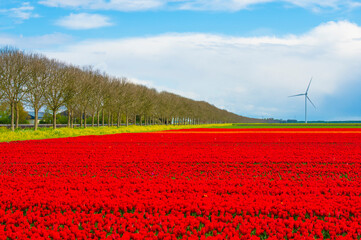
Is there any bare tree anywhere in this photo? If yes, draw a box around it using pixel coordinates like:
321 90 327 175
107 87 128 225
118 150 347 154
122 82 137 126
62 66 79 128
24 54 50 130
101 77 116 127
112 77 127 127
44 60 70 129
75 67 95 128
85 69 102 127
0 47 30 131
91 73 106 127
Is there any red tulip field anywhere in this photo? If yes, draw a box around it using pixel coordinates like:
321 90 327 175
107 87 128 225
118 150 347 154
1 128 361 239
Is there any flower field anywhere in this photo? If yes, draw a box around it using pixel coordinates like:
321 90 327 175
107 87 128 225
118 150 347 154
1 128 361 239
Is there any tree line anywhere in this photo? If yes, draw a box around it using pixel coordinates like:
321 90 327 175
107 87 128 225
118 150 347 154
0 47 259 131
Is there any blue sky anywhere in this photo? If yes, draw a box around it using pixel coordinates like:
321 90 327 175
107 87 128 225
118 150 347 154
1 0 361 121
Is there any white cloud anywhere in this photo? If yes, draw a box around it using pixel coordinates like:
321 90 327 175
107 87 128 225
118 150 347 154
0 2 39 21
39 21 361 120
38 0 361 11
39 0 164 11
56 13 113 30
39 0 101 8
0 33 73 49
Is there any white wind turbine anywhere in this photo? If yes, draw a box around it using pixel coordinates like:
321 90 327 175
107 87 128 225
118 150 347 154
289 78 316 123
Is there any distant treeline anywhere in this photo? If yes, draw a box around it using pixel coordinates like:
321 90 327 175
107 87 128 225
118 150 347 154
0 46 266 131
285 120 361 124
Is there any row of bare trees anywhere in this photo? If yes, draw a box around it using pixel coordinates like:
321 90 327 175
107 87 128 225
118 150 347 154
0 47 250 131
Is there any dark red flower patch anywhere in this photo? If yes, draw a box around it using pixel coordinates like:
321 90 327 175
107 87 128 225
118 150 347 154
0 129 361 239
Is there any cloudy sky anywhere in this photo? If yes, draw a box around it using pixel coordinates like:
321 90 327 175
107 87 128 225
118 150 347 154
1 0 361 121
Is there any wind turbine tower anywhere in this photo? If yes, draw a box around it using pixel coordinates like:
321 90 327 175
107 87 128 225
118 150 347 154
289 78 316 123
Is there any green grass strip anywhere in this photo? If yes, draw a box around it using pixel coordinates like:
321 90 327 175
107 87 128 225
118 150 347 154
213 123 361 129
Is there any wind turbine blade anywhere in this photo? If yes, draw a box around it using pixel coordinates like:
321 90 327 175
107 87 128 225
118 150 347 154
288 93 305 98
307 96 316 108
306 77 313 94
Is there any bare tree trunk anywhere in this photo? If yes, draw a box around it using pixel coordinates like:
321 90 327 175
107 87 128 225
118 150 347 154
111 113 114 127
10 102 14 131
97 111 100 127
108 111 111 127
70 110 74 128
15 102 19 129
53 109 57 129
83 111 86 128
67 109 71 128
117 111 121 127
126 113 129 127
102 109 105 126
80 112 83 128
34 108 39 131
92 113 95 127
134 115 136 126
